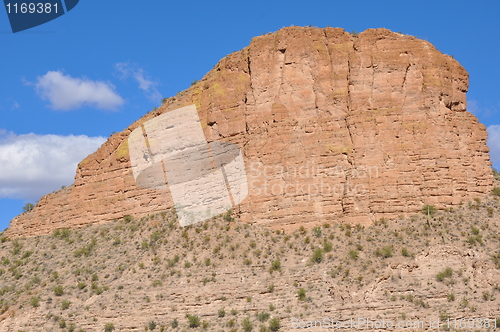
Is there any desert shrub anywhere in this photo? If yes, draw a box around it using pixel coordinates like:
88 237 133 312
467 227 483 245
30 296 40 307
269 318 281 331
436 267 453 282
152 280 162 287
104 323 115 332
323 241 333 252
148 321 157 330
171 319 178 328
269 260 281 273
375 246 393 258
311 248 324 263
447 293 455 302
218 308 226 317
223 209 234 222
61 299 71 310
186 314 200 328
297 288 306 301
74 238 97 257
257 312 270 322
348 250 359 260
22 203 34 212
53 285 64 296
401 247 410 257
312 227 322 237
10 240 23 255
242 317 253 332
493 188 500 196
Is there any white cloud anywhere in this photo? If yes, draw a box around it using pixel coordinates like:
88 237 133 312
34 71 124 110
487 125 500 169
115 63 162 102
0 131 106 201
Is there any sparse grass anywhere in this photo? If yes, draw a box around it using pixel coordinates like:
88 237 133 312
436 267 453 282
375 246 393 258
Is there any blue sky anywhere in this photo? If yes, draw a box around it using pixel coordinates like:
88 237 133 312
1 0 499 232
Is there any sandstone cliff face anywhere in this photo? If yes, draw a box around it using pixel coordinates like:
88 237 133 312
5 27 493 237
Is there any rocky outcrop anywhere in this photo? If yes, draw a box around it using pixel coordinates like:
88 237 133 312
5 27 494 237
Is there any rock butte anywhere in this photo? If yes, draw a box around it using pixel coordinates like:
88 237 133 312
6 27 494 237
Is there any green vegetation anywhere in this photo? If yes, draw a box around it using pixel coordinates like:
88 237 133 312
422 204 437 218
242 317 253 332
104 323 115 332
269 259 281 273
186 314 200 328
269 318 281 331
61 299 71 310
436 267 453 282
348 249 359 260
375 246 393 258
30 296 40 307
22 203 34 212
53 285 64 296
297 288 306 301
311 247 324 263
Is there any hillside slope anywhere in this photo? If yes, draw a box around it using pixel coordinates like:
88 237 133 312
0 187 499 331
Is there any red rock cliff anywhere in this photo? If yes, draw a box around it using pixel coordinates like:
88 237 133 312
5 27 493 237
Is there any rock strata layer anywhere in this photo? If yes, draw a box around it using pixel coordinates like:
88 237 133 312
6 27 493 237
